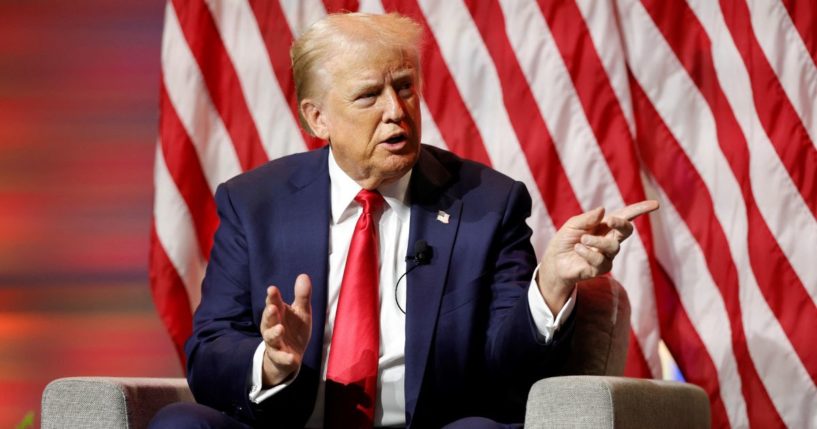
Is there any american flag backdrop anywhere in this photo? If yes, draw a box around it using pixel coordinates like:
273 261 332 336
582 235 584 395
151 0 817 427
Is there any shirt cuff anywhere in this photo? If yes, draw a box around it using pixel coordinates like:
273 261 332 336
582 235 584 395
527 265 577 343
248 341 300 403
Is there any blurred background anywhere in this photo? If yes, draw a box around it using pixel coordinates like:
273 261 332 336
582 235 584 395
0 1 181 426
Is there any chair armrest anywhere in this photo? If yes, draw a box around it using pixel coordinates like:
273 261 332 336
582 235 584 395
525 375 710 429
41 377 193 429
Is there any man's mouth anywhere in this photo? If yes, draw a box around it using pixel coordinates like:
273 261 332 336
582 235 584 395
383 133 408 144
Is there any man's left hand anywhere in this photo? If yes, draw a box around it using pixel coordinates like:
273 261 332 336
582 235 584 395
537 200 659 314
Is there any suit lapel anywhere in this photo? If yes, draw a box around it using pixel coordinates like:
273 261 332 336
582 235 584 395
404 149 461 421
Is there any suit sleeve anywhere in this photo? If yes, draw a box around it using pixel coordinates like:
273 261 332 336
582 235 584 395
185 184 318 427
184 183 263 422
483 180 575 411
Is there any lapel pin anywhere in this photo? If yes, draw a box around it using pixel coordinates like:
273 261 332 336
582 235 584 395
437 210 450 224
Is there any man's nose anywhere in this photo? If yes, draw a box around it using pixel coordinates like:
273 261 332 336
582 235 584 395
383 87 405 122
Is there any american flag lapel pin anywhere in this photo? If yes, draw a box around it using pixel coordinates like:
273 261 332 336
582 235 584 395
437 210 450 224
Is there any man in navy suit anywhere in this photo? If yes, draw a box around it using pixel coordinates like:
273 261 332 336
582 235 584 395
151 12 656 429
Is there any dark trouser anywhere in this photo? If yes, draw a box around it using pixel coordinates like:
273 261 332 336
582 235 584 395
148 403 251 429
149 402 522 429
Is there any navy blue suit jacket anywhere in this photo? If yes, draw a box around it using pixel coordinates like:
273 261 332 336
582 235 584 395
185 145 574 428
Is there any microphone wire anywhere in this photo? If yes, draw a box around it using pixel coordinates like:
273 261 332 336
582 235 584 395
394 261 422 315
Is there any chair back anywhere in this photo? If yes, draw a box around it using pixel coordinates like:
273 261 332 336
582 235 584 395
558 277 631 376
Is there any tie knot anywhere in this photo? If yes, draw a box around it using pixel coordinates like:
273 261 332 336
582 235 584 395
355 189 385 215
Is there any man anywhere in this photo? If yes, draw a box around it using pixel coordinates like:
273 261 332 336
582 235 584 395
151 12 657 429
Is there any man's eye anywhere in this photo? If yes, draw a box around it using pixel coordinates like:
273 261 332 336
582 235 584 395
357 92 378 100
397 83 414 97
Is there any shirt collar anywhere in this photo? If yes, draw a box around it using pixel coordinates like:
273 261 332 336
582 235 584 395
328 148 412 225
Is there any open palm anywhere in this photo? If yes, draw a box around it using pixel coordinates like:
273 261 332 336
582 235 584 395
260 273 313 386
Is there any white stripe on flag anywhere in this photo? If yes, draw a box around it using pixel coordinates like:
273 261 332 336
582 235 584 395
574 0 636 136
359 0 386 14
419 99 449 151
204 0 308 160
161 2 242 190
688 0 817 303
279 0 327 37
746 0 817 146
153 142 206 310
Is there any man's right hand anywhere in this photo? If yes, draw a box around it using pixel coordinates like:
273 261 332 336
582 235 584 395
260 273 313 387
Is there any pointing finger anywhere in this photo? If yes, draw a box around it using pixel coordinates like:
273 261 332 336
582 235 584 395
609 200 659 221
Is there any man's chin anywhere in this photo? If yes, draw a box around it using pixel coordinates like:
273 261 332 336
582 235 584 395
376 152 419 179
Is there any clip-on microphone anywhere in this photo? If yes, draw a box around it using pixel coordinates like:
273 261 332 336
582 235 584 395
407 239 433 265
395 239 433 313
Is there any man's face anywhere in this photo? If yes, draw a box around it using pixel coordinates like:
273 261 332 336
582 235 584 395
305 43 422 189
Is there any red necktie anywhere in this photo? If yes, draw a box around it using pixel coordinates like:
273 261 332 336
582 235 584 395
325 189 384 428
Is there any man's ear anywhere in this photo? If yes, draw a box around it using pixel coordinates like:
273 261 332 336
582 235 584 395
301 99 329 140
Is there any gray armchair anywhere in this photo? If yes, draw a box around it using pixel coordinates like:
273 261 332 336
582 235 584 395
42 278 709 428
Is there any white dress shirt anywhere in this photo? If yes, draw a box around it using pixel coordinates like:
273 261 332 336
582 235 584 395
249 149 576 427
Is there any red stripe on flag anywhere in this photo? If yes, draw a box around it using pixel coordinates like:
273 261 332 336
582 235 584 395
718 0 817 219
159 82 219 258
748 204 817 376
651 262 731 429
463 0 581 228
248 0 324 151
643 0 817 388
382 0 492 166
630 74 785 428
322 0 360 13
624 330 653 378
780 0 817 68
171 0 269 170
149 223 193 367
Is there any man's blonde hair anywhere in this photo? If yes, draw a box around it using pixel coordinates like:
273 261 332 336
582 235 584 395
290 13 423 135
